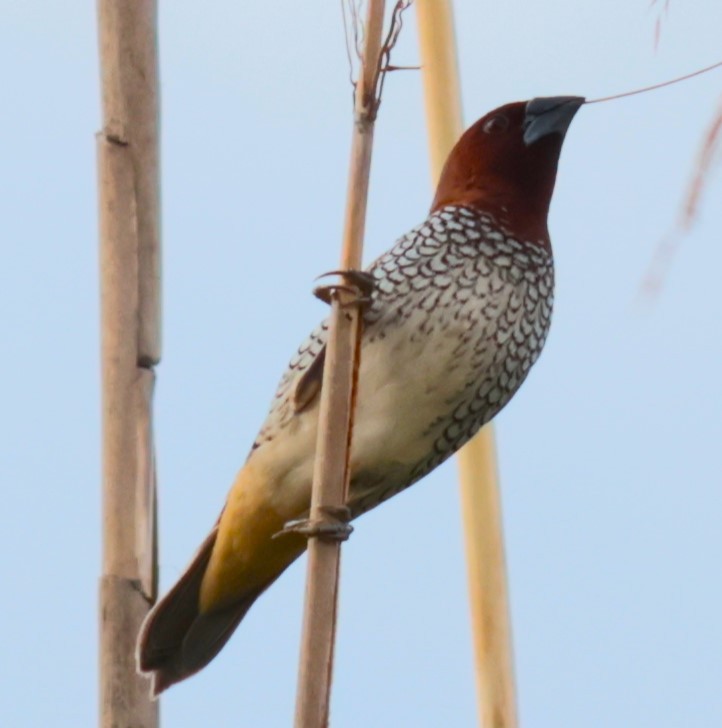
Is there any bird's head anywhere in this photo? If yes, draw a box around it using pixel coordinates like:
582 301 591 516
431 96 584 245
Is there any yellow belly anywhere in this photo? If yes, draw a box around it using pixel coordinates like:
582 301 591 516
199 457 307 614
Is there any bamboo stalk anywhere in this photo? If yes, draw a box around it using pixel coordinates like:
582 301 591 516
97 2 160 726
457 436 517 728
294 2 386 726
416 3 518 727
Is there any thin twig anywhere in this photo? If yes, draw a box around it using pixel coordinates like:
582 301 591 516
375 1 414 114
640 95 722 297
585 58 722 105
682 98 722 228
342 1 415 115
650 0 671 51
340 0 356 91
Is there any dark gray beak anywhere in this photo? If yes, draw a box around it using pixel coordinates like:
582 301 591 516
523 96 585 147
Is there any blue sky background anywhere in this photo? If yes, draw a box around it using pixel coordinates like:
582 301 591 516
1 1 721 726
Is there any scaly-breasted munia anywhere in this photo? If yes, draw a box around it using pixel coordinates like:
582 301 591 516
138 96 584 695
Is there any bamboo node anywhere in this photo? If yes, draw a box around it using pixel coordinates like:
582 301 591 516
103 121 130 147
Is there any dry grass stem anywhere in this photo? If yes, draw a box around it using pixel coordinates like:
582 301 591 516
416 1 517 725
294 1 414 726
97 1 160 725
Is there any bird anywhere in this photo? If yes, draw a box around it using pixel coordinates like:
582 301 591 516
137 95 584 695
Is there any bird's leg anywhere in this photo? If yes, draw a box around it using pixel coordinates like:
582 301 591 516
313 269 376 310
273 505 354 543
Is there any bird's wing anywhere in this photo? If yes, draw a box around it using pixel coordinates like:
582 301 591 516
249 223 424 454
292 342 326 413
249 319 329 453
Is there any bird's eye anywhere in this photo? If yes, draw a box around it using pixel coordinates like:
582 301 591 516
482 115 509 134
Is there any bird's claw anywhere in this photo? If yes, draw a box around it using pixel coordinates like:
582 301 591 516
313 284 372 308
317 270 376 296
273 505 354 543
313 269 375 310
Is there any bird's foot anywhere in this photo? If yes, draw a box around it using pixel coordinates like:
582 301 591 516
273 505 354 542
313 270 375 309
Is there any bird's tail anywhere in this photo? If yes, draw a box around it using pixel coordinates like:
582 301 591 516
136 528 275 697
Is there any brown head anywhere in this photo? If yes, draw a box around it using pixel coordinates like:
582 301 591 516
431 96 584 245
